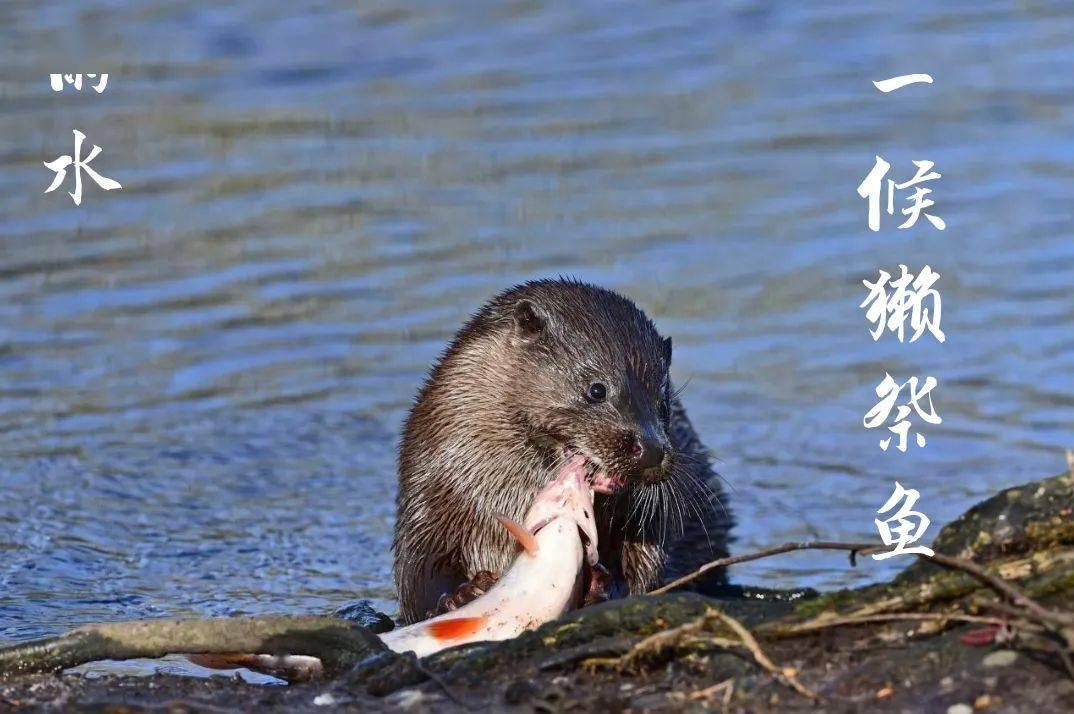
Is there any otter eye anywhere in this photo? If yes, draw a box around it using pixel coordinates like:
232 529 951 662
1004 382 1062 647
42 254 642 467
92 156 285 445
585 382 608 403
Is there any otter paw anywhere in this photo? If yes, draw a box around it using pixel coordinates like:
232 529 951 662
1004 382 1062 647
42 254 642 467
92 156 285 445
583 563 615 607
431 570 501 616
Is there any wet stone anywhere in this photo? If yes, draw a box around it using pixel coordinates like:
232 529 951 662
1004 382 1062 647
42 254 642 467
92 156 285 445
981 650 1019 669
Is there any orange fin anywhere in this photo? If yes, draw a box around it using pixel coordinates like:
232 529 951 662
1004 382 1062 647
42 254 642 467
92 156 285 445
495 514 539 555
426 616 487 641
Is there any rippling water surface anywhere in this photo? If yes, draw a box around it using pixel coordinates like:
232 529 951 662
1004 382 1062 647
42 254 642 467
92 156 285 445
2 0 1072 642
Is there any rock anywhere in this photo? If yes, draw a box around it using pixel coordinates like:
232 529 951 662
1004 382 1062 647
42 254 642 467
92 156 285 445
502 678 539 705
981 650 1019 668
387 688 435 709
312 692 338 706
332 600 395 634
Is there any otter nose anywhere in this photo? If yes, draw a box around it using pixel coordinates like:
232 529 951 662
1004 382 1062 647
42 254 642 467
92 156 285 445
631 436 665 471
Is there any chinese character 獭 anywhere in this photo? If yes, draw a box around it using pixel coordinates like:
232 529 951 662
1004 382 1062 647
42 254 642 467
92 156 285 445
863 373 942 452
43 130 123 206
857 156 945 232
49 73 108 93
860 264 945 343
872 481 934 560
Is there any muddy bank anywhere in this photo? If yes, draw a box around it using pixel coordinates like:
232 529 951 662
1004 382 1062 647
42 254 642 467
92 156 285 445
3 469 1073 712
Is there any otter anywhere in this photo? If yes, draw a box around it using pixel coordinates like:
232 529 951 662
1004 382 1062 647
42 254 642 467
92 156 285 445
392 279 731 623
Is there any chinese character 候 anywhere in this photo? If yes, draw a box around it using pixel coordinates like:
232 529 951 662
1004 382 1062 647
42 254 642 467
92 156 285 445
857 157 945 232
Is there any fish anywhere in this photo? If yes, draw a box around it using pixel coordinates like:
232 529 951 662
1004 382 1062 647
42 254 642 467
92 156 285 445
379 454 598 657
185 455 598 674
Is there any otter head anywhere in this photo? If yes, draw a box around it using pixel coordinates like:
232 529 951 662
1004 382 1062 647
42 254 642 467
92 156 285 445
485 280 677 495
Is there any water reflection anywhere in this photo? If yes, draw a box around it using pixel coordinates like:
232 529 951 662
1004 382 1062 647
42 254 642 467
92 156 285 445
1 0 1072 642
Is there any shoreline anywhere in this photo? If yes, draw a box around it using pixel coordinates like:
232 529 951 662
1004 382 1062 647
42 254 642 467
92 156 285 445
3 467 1073 711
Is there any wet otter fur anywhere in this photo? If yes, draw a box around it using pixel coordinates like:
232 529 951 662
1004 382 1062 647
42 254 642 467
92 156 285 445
393 279 731 623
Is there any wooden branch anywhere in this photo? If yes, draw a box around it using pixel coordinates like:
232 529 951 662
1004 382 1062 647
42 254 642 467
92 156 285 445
583 607 818 701
0 615 384 679
648 541 880 595
765 611 1013 640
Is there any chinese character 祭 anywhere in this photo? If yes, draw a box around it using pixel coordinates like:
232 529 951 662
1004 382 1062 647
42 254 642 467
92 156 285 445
857 156 945 231
863 373 942 452
872 481 934 560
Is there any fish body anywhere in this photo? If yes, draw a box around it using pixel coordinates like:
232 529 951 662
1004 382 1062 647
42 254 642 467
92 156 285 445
380 455 597 657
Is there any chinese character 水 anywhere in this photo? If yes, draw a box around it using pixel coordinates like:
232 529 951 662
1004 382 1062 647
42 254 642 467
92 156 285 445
872 481 934 560
863 373 942 452
43 129 123 206
860 264 945 343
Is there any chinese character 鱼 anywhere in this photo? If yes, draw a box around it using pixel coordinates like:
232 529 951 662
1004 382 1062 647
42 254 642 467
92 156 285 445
863 373 942 452
43 129 123 206
872 481 934 560
860 264 945 343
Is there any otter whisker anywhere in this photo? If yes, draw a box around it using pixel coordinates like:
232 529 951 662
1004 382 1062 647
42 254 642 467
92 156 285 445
674 460 729 522
651 486 668 545
668 480 687 542
669 376 693 402
667 464 716 553
671 449 737 502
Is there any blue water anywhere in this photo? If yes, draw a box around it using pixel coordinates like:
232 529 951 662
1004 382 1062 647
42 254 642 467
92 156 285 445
1 0 1072 642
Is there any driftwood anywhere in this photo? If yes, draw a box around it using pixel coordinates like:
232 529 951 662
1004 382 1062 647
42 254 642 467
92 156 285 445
0 616 383 679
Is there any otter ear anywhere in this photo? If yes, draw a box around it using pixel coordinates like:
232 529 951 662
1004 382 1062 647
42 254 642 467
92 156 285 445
662 336 673 366
513 300 546 340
